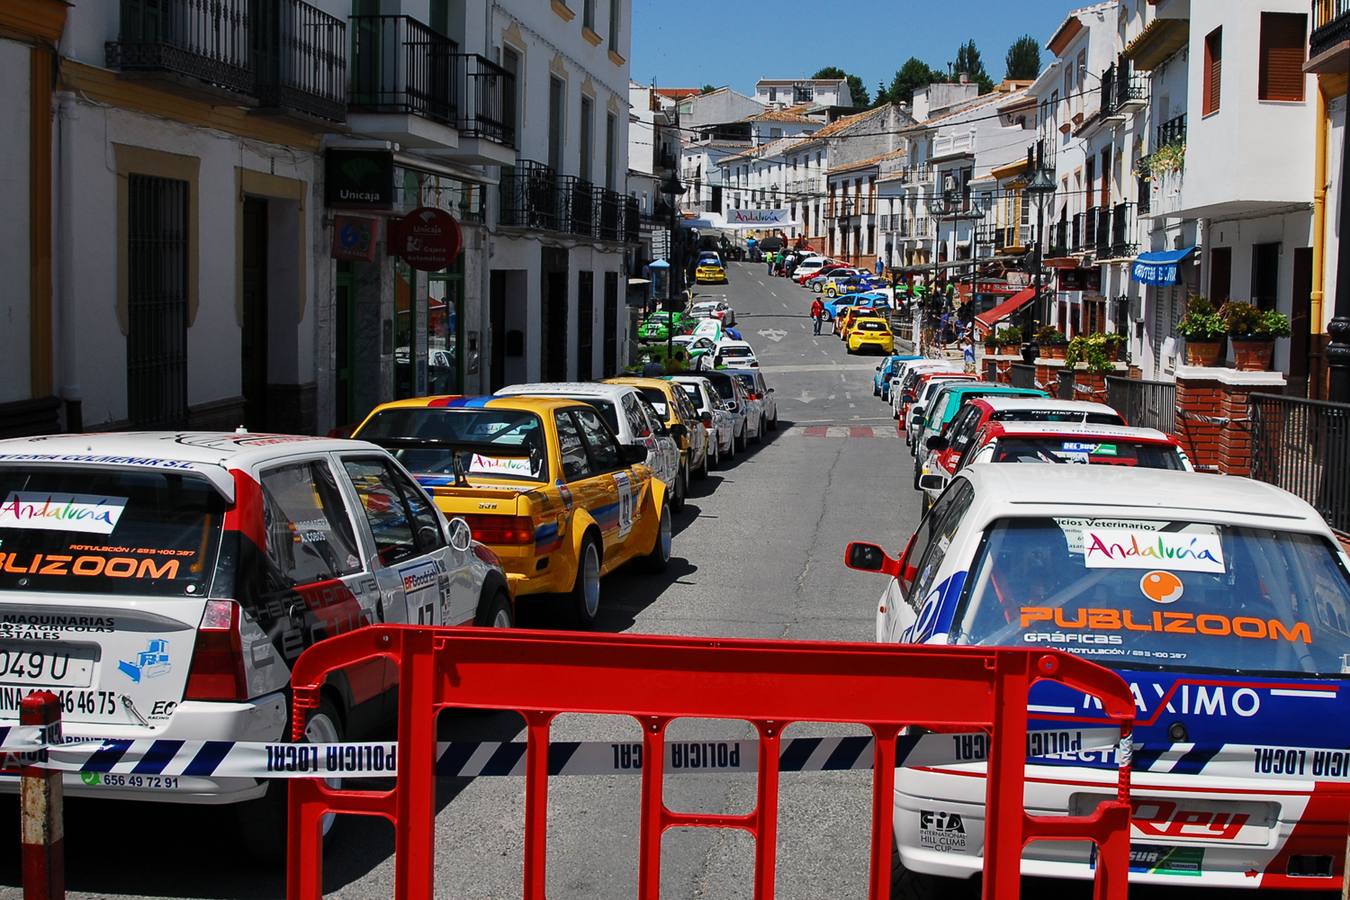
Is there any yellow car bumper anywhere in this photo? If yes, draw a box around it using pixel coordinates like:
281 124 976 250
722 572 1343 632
696 269 725 283
850 336 895 353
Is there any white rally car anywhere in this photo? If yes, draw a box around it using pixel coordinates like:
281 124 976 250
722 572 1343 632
847 465 1350 893
0 432 507 849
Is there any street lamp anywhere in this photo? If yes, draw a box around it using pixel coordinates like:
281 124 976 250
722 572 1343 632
1023 165 1056 363
659 170 687 365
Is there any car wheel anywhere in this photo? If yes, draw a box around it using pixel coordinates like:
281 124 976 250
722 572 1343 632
734 423 746 453
237 695 344 861
640 503 673 573
571 536 603 628
671 464 687 511
766 411 777 431
751 416 763 444
873 384 881 397
474 587 514 628
708 438 720 470
812 283 822 293
892 841 975 900
696 444 710 479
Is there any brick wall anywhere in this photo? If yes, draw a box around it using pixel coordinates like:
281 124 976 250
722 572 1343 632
1171 367 1286 475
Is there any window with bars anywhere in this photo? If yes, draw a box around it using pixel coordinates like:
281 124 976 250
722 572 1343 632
127 174 189 429
577 271 594 381
1258 12 1307 102
1203 27 1223 115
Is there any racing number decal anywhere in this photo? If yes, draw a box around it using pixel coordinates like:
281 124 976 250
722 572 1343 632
614 472 634 538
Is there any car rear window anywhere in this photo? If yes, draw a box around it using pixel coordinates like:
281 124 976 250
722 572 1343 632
955 518 1350 676
679 384 707 411
856 321 889 332
707 378 735 401
637 387 670 417
357 407 549 481
990 410 1127 426
989 438 1186 470
720 346 753 358
0 468 224 597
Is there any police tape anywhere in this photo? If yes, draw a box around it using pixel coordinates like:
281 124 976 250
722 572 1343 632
0 727 1124 780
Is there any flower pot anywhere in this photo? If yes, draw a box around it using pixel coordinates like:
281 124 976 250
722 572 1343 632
1184 339 1223 367
1232 337 1274 372
1041 344 1066 360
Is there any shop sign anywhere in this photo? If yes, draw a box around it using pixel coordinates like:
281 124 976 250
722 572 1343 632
331 215 378 262
391 207 464 271
726 208 791 226
325 149 395 209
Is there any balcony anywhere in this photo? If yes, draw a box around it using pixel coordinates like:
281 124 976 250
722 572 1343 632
1050 219 1069 258
349 15 459 148
563 178 594 236
1100 60 1147 119
1071 213 1084 253
500 160 562 231
452 52 516 164
596 188 623 242
1310 0 1350 70
624 197 640 244
1107 202 1138 259
1155 113 1187 150
106 0 257 99
255 0 347 122
1094 206 1111 257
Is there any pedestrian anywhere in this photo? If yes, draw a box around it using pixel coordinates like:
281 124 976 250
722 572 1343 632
810 296 825 335
875 257 884 276
766 250 775 276
962 335 976 374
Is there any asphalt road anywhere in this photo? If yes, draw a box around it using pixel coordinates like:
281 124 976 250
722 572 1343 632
0 262 927 900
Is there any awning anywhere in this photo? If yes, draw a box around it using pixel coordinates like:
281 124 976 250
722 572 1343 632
647 259 671 269
1131 247 1196 285
974 287 1037 334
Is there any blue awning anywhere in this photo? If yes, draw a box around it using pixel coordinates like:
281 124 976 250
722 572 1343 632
1131 246 1196 285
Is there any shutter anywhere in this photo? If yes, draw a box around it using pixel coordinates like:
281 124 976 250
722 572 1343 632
1204 29 1223 115
1259 13 1307 102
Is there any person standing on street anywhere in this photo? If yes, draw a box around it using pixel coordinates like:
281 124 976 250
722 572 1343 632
810 296 825 335
962 334 977 374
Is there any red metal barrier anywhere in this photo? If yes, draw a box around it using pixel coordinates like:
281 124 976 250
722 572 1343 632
20 692 63 900
287 628 1136 900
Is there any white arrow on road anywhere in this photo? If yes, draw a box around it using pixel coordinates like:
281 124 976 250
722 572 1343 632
757 328 787 343
795 390 816 404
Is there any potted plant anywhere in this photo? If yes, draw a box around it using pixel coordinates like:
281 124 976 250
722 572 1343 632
982 331 1002 352
1220 301 1291 371
1101 331 1126 362
1064 333 1120 373
1175 296 1226 366
995 325 1022 352
1034 326 1068 360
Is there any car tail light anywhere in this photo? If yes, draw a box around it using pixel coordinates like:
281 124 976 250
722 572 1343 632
185 600 248 702
465 514 535 545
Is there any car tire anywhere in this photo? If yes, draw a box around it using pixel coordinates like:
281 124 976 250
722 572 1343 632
696 445 710 479
237 695 344 862
708 438 720 470
734 423 746 453
671 464 687 511
474 587 514 628
571 536 603 628
766 411 777 432
892 841 975 900
640 503 672 573
812 283 822 293
873 384 881 397
751 416 763 445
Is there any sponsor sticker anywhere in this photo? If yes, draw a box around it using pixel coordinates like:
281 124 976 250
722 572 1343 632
918 810 968 852
1140 570 1184 604
0 492 128 535
1083 529 1225 573
469 454 534 477
117 638 171 684
1019 607 1312 645
1091 844 1204 876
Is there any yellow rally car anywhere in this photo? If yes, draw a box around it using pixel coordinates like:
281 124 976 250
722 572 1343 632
352 395 671 627
605 376 710 484
695 260 727 284
846 317 895 354
838 305 877 340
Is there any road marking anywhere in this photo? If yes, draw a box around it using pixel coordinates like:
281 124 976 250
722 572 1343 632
757 328 787 343
759 363 879 373
789 425 898 439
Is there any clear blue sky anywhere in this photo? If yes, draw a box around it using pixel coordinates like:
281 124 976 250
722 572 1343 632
631 0 1072 100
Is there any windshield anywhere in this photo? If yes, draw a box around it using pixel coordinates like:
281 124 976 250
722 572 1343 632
0 468 224 597
356 407 549 481
991 409 1127 426
953 517 1350 676
988 437 1186 469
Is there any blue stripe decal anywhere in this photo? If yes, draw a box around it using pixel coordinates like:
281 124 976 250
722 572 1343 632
131 740 185 775
84 740 133 773
1171 744 1222 775
183 741 232 777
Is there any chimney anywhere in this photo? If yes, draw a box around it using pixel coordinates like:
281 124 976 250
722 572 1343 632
959 73 969 85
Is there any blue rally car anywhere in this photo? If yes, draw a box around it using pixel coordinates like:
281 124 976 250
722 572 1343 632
873 354 924 400
847 465 1350 894
822 291 889 322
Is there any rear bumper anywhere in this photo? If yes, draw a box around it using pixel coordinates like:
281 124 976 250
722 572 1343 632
0 694 287 804
895 763 1348 890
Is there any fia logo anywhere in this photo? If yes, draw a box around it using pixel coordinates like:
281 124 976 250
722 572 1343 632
919 811 965 834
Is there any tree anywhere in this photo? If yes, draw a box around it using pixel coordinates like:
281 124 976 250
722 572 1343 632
952 40 995 93
700 84 717 94
812 66 870 108
1005 35 1041 81
885 58 939 106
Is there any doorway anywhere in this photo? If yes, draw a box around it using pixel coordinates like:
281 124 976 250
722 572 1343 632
1251 242 1280 311
541 247 569 381
241 196 269 430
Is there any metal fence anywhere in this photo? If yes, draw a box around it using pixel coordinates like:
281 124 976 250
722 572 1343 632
1009 363 1037 390
1105 376 1176 434
1249 393 1350 535
350 15 457 125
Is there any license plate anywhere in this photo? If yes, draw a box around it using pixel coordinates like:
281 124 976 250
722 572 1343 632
0 643 96 687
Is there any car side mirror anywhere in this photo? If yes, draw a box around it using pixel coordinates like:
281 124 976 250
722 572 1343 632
445 517 473 552
926 435 948 452
620 444 648 465
875 365 882 372
910 412 924 424
669 423 688 439
844 541 903 577
919 473 948 492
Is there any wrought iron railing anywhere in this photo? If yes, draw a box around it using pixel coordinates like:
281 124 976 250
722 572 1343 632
500 160 561 231
1250 392 1350 535
596 187 623 241
624 197 640 244
1083 207 1099 251
1094 206 1111 257
107 0 256 95
1109 202 1137 258
1071 213 1084 252
564 177 593 236
1136 174 1151 215
350 15 457 125
1050 219 1068 257
1106 376 1176 435
1156 114 1187 151
253 0 346 121
1100 62 1147 117
1312 0 1350 58
453 53 515 146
